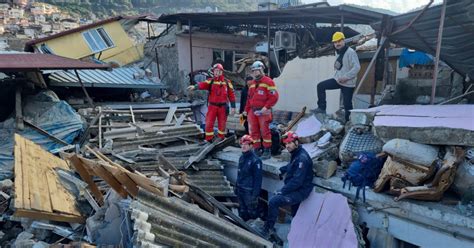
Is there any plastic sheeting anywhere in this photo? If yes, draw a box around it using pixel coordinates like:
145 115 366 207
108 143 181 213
399 48 433 68
0 91 83 180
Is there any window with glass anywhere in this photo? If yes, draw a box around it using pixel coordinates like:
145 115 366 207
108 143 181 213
82 28 114 53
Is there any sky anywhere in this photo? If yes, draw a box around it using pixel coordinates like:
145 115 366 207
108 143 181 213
301 0 443 14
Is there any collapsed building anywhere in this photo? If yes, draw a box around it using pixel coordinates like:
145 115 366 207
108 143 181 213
0 0 473 247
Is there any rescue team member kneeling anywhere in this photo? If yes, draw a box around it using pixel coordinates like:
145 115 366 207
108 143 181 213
188 63 236 142
262 131 314 237
235 135 263 221
243 61 279 160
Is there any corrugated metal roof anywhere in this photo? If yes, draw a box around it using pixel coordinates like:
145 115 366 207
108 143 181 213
372 0 474 78
47 68 166 89
156 4 388 27
131 190 272 247
0 53 110 72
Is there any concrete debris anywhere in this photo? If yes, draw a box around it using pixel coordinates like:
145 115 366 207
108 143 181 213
322 119 344 135
382 138 439 166
452 160 474 200
313 159 337 179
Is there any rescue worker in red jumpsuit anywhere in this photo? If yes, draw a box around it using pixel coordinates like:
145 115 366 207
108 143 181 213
243 61 279 159
188 63 236 142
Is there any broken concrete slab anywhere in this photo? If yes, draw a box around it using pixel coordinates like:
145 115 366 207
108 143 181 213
370 105 474 146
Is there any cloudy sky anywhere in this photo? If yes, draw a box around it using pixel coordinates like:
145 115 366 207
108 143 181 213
301 0 443 13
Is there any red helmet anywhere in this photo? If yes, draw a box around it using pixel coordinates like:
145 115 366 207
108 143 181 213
282 131 298 143
213 63 224 71
239 135 254 145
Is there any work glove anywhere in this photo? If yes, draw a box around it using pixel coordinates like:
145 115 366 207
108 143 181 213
187 85 196 91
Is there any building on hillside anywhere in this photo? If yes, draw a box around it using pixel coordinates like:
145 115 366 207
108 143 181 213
24 15 146 67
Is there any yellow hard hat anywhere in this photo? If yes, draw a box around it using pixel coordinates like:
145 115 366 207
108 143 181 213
332 32 345 42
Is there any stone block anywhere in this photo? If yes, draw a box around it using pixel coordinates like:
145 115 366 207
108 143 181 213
313 160 337 179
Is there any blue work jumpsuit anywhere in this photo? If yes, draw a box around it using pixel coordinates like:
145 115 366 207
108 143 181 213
236 150 263 221
265 146 314 229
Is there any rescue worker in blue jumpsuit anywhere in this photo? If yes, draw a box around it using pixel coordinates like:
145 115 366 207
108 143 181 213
235 135 263 221
263 131 314 236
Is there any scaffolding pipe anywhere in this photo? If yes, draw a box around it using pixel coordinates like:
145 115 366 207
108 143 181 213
431 0 447 104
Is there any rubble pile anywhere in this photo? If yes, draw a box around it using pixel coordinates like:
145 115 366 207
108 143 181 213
0 97 270 247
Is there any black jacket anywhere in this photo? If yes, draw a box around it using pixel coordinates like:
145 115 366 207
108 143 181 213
239 85 249 114
236 150 263 197
279 146 314 197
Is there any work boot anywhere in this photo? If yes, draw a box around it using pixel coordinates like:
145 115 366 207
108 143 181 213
261 148 271 160
260 225 276 240
311 108 326 115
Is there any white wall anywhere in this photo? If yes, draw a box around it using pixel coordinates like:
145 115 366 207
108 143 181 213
274 56 341 114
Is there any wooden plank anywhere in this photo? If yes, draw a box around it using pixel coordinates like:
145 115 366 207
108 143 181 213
14 209 84 223
46 170 71 214
14 134 23 210
29 143 53 213
79 158 128 198
67 155 104 205
19 136 30 210
13 135 83 223
102 163 139 197
126 172 163 196
164 105 178 124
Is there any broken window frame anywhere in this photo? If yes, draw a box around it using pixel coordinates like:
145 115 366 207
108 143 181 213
82 27 115 54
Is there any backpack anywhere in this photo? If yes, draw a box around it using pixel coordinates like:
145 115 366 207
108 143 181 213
342 152 385 202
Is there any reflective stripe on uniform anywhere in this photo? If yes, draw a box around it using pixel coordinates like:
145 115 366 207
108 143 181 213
217 130 225 135
263 139 272 143
249 83 276 90
205 132 214 136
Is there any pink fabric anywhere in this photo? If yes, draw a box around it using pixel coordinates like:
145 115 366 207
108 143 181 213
288 191 358 248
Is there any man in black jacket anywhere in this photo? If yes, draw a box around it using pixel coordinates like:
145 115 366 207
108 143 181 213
262 131 314 236
239 75 253 134
235 135 263 221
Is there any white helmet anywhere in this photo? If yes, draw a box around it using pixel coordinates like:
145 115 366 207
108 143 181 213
250 61 265 71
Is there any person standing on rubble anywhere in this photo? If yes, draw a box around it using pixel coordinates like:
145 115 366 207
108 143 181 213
188 63 236 142
235 135 263 221
314 31 360 122
239 75 253 134
243 61 279 160
262 131 313 237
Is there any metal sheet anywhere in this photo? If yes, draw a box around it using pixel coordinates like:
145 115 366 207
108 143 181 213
48 68 166 89
373 0 474 78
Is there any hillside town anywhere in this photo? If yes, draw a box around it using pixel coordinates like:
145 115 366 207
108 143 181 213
0 0 473 247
